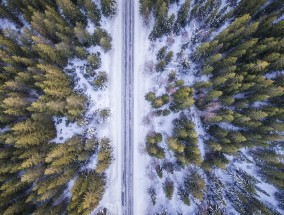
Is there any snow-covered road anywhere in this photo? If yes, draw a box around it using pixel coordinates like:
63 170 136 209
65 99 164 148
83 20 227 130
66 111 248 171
121 0 134 214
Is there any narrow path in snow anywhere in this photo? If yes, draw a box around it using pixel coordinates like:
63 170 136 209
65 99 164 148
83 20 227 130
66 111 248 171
121 0 134 214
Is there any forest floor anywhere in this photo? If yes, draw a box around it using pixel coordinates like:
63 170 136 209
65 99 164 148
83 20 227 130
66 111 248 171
93 0 123 214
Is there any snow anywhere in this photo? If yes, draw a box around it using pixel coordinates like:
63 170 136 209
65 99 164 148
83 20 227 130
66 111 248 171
234 149 282 212
0 126 9 133
0 0 280 213
266 70 284 79
133 1 209 213
219 122 241 131
273 13 284 24
213 148 284 214
93 1 123 214
86 19 96 34
0 18 17 30
53 57 110 144
132 0 205 213
53 117 83 143
132 0 284 214
133 0 152 214
190 106 206 159
50 5 122 214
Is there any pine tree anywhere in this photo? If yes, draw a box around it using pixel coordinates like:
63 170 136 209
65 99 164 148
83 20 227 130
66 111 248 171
184 169 205 201
170 87 195 112
101 0 117 17
167 137 184 153
80 0 101 25
0 3 23 27
87 53 101 69
148 187 157 205
56 0 86 26
74 22 91 45
94 71 108 90
173 0 191 34
178 186 190 206
96 138 113 173
139 0 151 23
163 179 174 200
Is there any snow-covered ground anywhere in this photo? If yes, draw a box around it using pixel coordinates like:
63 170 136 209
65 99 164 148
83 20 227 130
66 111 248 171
132 0 210 213
133 1 206 213
94 1 123 214
133 0 152 214
0 18 17 30
49 2 123 214
132 0 284 214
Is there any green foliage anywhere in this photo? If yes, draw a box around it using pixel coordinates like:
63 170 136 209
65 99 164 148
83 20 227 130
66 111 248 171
173 0 191 34
251 149 284 190
192 0 284 188
148 1 175 40
170 87 194 112
163 179 174 200
92 27 112 52
155 59 166 72
88 53 102 70
0 3 23 27
234 0 267 18
101 0 117 17
142 0 284 212
139 0 152 23
79 0 102 25
146 132 165 159
0 0 114 213
169 113 202 166
68 171 106 215
183 168 205 201
145 92 170 109
96 138 113 173
11 114 56 148
94 71 108 90
56 0 86 26
155 164 163 178
178 186 190 206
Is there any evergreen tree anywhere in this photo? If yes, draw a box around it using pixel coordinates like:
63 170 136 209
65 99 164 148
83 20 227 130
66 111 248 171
101 0 117 17
173 0 191 34
163 179 174 200
56 0 86 26
170 87 195 112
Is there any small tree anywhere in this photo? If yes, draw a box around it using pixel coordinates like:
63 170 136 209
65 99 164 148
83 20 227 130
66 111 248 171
94 72 108 90
178 186 190 206
88 53 101 70
163 179 174 200
148 187 157 205
101 0 117 17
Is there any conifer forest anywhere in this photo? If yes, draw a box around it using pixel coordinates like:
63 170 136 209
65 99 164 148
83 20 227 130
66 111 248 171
0 0 283 214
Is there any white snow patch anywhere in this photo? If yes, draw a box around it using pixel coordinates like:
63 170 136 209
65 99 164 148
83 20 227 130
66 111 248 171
94 2 123 214
53 117 83 143
0 18 17 30
0 126 9 133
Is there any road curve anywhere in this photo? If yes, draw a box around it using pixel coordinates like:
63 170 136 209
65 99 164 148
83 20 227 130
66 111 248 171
121 0 134 214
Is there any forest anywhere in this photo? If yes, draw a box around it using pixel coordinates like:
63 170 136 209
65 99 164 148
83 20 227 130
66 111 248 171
0 0 283 214
0 0 116 214
139 0 284 214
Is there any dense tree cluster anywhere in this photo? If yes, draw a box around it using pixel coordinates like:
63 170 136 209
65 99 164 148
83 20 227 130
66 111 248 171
0 0 116 214
139 0 176 40
168 113 201 166
141 0 284 213
193 2 284 176
146 132 165 159
140 0 232 41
